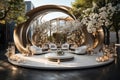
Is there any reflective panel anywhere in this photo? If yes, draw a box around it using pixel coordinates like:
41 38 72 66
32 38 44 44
30 20 86 48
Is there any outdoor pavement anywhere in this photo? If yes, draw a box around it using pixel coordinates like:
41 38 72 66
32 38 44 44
0 49 120 80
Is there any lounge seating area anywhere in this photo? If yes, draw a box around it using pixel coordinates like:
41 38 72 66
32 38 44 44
29 43 87 55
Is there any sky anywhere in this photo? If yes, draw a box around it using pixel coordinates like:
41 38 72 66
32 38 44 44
24 0 75 21
24 0 74 7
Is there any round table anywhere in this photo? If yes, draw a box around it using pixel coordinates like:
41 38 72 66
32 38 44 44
45 52 74 64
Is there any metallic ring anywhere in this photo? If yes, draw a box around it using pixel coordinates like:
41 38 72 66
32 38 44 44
14 5 104 54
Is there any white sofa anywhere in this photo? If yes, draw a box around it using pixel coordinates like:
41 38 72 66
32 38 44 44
30 45 42 54
74 45 87 54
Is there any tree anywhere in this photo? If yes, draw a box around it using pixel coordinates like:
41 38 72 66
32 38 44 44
71 0 93 20
71 0 120 44
112 11 120 43
0 0 26 24
94 0 120 44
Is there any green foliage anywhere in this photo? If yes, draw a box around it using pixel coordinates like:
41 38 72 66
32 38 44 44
72 0 93 9
71 0 94 20
71 0 120 19
71 0 101 19
71 0 120 29
0 0 26 24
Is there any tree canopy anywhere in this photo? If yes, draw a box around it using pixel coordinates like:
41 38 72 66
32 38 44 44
71 0 120 44
71 0 120 20
0 0 26 24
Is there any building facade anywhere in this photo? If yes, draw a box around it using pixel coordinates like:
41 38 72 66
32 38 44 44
25 1 35 13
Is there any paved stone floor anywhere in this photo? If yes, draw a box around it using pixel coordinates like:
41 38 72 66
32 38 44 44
0 50 120 80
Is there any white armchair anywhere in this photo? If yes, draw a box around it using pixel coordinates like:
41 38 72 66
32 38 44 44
61 43 69 51
49 43 57 51
75 45 87 54
30 45 42 54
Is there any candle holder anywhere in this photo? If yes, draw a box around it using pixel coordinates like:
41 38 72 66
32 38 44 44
57 49 64 56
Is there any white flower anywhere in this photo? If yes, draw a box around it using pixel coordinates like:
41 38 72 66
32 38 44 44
99 7 106 12
91 19 97 25
81 17 88 24
93 13 99 19
87 26 92 33
91 27 96 33
96 22 102 27
83 8 91 14
99 11 108 19
105 21 109 26
80 3 120 33
107 3 112 7
109 7 116 13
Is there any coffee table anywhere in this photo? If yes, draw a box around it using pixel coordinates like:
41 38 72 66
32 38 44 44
45 52 74 64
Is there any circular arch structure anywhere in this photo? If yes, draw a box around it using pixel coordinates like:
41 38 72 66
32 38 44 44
14 5 104 54
11 5 115 70
14 5 76 53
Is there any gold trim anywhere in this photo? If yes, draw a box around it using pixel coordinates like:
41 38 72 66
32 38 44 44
14 5 104 54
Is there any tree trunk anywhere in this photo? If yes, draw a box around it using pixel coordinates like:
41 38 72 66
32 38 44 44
115 30 119 44
106 28 110 45
102 26 110 45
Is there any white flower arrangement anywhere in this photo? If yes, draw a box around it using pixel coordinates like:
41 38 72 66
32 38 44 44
81 3 120 33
